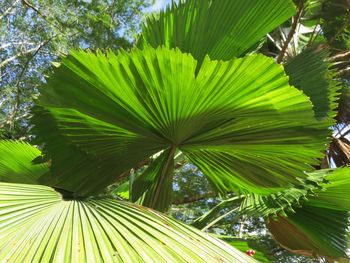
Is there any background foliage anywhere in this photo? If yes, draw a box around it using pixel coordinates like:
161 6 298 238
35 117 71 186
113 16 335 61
0 0 152 139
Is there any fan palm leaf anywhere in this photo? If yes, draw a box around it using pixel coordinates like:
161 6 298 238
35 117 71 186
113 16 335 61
195 168 350 259
268 206 348 259
32 47 330 209
139 0 296 64
285 47 339 119
268 168 350 259
0 182 255 263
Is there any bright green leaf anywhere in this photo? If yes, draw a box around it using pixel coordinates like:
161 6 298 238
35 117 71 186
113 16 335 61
0 182 256 263
307 168 350 211
222 237 271 263
139 0 296 65
33 46 330 197
267 168 350 259
0 140 48 184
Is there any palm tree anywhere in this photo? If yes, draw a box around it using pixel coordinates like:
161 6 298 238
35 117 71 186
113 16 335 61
0 0 348 262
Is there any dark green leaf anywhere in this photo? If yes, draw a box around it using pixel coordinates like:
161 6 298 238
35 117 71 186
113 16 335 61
285 47 340 119
132 148 175 211
268 205 349 259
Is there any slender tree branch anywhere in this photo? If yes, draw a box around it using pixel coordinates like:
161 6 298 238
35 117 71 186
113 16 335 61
9 37 54 128
192 196 244 229
21 0 64 33
279 27 287 43
267 34 282 51
339 126 350 138
0 45 41 69
202 207 239 231
172 191 216 205
307 19 321 47
0 0 21 20
21 0 44 16
276 0 304 63
238 215 246 238
334 123 349 137
330 51 350 62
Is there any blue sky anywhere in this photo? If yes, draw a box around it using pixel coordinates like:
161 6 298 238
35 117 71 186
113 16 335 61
147 0 172 12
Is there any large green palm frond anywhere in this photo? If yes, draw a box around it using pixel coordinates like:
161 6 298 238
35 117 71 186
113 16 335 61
192 174 324 229
237 166 350 218
139 0 296 64
32 47 329 207
195 168 350 259
136 44 340 210
0 140 48 184
235 168 350 218
285 47 340 120
237 178 322 218
268 206 349 259
267 168 350 259
31 106 155 196
0 182 255 263
307 169 350 211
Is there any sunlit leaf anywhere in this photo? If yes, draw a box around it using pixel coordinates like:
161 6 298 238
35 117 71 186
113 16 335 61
139 0 296 64
221 237 271 263
0 182 255 263
0 140 48 184
33 46 329 198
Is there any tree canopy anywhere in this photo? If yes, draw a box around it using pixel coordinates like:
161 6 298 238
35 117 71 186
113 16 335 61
0 0 152 138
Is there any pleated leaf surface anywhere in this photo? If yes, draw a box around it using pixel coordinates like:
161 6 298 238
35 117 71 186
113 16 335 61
33 47 329 198
139 0 296 64
285 47 340 119
268 168 350 259
0 140 48 184
131 149 175 211
268 206 349 259
0 182 255 263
